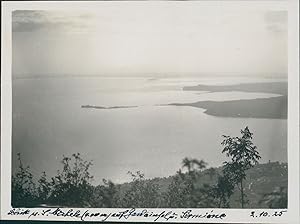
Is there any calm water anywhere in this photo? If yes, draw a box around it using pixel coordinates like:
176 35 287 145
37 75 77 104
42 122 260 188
12 77 287 184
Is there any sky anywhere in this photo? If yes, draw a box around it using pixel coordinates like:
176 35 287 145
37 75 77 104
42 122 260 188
12 5 288 77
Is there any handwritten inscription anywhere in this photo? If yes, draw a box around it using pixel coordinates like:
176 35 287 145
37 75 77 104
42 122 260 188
250 210 287 218
181 210 226 219
7 208 226 222
7 208 288 222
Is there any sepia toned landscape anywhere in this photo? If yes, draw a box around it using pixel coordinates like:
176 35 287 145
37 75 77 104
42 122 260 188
11 7 287 209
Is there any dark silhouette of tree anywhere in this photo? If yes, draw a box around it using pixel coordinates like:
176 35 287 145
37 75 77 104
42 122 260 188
91 179 118 207
221 126 261 208
37 171 51 204
196 183 218 208
192 159 207 172
164 169 193 207
48 153 94 207
206 167 217 180
210 175 235 208
182 158 207 175
165 158 209 208
259 187 287 208
182 157 192 173
120 171 161 208
12 153 38 207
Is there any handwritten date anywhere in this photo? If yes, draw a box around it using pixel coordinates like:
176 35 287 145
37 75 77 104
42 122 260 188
250 210 287 218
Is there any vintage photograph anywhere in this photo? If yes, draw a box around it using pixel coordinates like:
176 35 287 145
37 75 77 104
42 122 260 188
11 5 288 209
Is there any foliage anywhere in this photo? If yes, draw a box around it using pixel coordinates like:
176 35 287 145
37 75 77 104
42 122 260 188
182 157 207 174
90 179 118 207
12 153 94 207
37 171 51 203
196 183 218 208
210 175 235 208
259 187 287 208
47 153 94 207
221 126 261 208
12 153 38 207
164 169 193 207
206 167 217 180
165 158 212 208
120 171 161 207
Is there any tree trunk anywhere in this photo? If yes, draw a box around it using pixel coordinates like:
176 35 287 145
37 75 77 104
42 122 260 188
241 179 244 208
219 197 222 208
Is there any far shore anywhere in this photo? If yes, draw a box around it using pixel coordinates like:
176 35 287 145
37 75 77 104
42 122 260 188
183 81 287 95
167 82 288 119
166 96 287 119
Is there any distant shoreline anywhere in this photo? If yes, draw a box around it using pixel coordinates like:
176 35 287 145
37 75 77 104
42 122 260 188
183 82 287 95
165 96 287 119
79 82 287 118
168 82 288 119
12 75 288 81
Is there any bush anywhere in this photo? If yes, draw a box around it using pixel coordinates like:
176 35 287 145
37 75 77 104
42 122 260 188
259 187 287 208
90 179 118 207
164 158 215 208
47 153 94 207
12 153 38 207
120 171 161 208
12 153 94 207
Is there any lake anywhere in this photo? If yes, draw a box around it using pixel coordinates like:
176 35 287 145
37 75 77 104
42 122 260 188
12 76 287 184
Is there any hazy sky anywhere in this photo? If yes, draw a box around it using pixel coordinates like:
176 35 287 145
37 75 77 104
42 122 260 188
12 5 287 77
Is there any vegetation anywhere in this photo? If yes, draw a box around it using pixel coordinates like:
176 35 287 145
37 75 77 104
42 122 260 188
210 175 234 208
90 179 118 207
47 153 94 207
12 127 287 208
221 126 261 208
12 153 94 207
119 171 162 208
259 187 288 208
12 153 38 207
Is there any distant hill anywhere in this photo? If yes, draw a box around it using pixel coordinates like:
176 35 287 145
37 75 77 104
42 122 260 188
164 82 288 119
116 162 288 208
168 96 287 119
183 82 287 95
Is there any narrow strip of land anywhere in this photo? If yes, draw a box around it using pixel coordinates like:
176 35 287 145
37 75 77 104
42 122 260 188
81 105 138 110
183 82 287 95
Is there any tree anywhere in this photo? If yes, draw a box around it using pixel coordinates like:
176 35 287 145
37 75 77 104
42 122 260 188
196 183 219 208
210 175 235 208
192 159 207 172
182 158 207 175
206 167 217 180
37 171 51 204
48 153 94 207
221 126 261 208
12 153 38 207
120 171 161 208
182 157 192 173
91 179 118 207
164 170 193 207
165 158 209 208
259 187 287 208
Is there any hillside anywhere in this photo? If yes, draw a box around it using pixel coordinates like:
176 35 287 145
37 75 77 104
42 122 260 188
117 161 288 208
164 82 288 119
168 96 287 119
